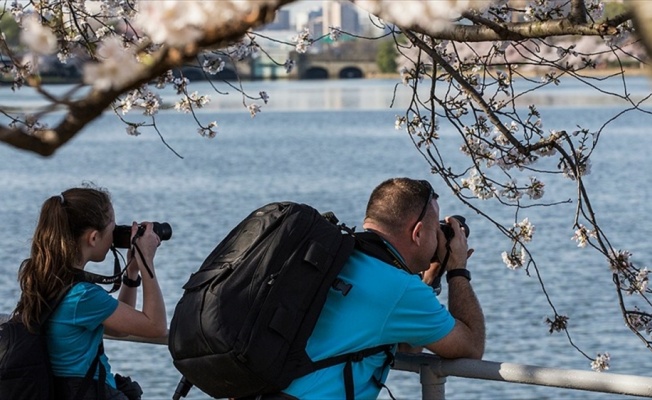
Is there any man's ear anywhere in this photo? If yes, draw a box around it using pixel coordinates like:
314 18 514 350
411 221 423 245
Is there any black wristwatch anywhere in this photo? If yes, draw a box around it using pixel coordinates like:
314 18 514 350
122 274 142 288
446 269 471 283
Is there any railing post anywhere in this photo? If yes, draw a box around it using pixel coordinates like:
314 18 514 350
420 363 446 399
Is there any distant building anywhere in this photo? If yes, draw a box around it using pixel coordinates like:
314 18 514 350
307 9 323 38
322 0 360 35
261 9 291 31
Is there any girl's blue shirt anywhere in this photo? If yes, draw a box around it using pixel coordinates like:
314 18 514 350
47 282 119 388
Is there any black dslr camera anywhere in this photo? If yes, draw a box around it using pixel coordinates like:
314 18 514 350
431 215 470 295
440 215 470 240
113 222 173 248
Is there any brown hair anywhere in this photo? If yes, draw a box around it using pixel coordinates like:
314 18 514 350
14 185 112 331
364 177 434 235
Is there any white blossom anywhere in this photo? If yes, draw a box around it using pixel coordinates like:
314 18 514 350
202 57 225 75
198 121 218 138
511 218 535 243
395 116 406 130
502 247 528 270
329 26 342 41
526 177 545 199
174 91 210 113
175 98 192 113
20 16 57 55
591 353 610 372
135 1 204 46
627 268 649 295
571 225 596 248
355 0 489 32
292 28 312 53
500 180 522 202
609 250 633 272
83 37 141 91
248 104 261 118
134 1 252 48
461 168 496 200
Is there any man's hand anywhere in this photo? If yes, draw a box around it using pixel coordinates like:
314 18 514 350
422 261 442 286
436 216 472 271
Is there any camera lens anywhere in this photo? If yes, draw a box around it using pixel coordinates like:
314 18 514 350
153 222 173 241
113 222 173 248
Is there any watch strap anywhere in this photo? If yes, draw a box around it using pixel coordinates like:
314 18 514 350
122 274 142 288
446 269 471 283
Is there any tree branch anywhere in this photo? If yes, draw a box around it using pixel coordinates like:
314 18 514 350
0 0 295 156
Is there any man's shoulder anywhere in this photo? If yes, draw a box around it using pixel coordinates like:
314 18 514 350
343 249 423 295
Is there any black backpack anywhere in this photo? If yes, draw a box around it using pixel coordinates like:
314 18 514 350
0 285 105 400
168 202 395 399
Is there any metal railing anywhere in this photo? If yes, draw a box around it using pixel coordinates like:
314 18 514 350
393 352 652 399
3 313 651 399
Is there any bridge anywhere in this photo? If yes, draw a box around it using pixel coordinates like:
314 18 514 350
290 52 380 79
180 55 378 81
245 50 380 80
214 43 381 80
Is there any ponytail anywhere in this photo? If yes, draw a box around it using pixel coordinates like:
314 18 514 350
14 186 112 330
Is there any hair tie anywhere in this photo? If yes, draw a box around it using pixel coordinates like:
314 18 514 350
58 193 65 204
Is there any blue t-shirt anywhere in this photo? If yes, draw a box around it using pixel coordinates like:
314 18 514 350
283 250 455 399
46 282 119 388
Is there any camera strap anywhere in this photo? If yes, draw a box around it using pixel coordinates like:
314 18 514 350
431 240 452 295
74 246 125 293
74 235 155 292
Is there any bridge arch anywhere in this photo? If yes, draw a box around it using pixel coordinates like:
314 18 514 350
302 67 329 80
339 67 363 79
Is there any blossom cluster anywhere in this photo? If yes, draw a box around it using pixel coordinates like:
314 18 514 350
513 219 534 241
174 91 211 113
590 353 610 372
461 169 496 200
571 225 596 248
626 309 652 334
292 28 313 54
502 246 528 270
609 250 633 273
83 37 142 91
356 0 490 32
119 88 162 117
500 219 535 269
20 15 57 55
626 268 649 295
134 1 254 47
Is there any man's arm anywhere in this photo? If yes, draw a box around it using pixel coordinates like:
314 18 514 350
425 272 485 359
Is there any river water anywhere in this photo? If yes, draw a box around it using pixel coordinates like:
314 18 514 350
1 77 652 399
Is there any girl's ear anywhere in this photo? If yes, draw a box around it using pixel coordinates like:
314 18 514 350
84 229 99 247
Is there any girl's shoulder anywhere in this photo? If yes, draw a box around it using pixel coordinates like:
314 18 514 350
67 281 112 302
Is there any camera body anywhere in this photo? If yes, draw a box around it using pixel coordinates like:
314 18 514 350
431 215 470 295
439 215 469 241
113 222 172 248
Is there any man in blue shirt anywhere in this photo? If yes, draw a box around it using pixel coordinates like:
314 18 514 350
282 177 485 399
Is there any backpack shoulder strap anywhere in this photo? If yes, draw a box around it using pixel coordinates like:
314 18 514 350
302 344 394 400
72 342 106 400
353 231 412 274
39 283 77 327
